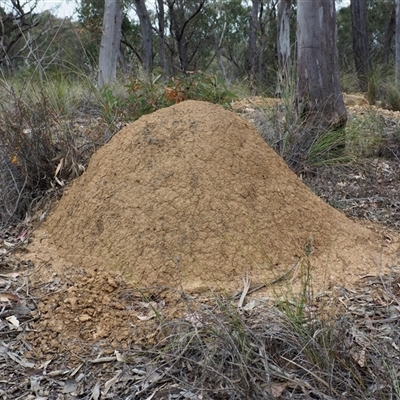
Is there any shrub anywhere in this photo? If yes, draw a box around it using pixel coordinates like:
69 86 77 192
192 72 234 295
124 71 237 120
0 81 106 227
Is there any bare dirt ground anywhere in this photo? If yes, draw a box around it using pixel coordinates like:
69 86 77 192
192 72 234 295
1 98 400 399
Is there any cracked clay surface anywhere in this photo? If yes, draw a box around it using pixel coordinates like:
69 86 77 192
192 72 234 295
29 100 398 294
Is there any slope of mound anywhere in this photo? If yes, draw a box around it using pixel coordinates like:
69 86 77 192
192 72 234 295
32 100 390 293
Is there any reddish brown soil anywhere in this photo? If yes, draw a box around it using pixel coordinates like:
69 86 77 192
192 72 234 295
29 100 396 296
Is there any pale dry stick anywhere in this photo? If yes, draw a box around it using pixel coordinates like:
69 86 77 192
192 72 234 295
89 357 117 364
233 258 300 300
143 386 164 400
237 273 251 308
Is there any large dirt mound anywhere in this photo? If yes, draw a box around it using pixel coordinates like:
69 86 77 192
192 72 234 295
33 100 392 293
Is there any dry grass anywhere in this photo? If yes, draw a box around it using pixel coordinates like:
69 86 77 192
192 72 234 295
144 277 400 399
2 252 400 399
0 79 120 228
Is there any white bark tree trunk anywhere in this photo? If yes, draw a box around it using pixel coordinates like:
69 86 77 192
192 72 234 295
276 0 292 97
248 0 259 86
156 0 168 77
98 0 122 87
133 0 153 75
215 22 227 83
293 0 347 169
296 0 346 124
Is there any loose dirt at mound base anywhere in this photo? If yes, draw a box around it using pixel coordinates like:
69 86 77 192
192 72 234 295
28 100 398 296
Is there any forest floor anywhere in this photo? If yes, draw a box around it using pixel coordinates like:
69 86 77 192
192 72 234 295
1 97 400 399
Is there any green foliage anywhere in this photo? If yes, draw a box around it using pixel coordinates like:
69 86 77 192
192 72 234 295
383 82 400 111
98 85 128 124
337 0 394 70
166 71 238 104
78 0 105 32
124 73 167 117
305 127 348 168
123 71 237 120
346 112 383 158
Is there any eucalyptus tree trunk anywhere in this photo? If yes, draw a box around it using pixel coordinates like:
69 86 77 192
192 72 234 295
382 3 395 65
156 0 168 77
293 0 346 170
167 0 206 73
396 0 400 85
257 1 268 87
350 0 370 92
133 0 153 75
276 0 292 97
98 0 122 87
215 22 227 83
248 0 260 86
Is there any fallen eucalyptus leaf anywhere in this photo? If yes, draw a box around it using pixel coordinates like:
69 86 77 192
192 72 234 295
7 352 35 368
62 378 78 393
103 370 122 396
6 315 19 328
90 380 101 400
